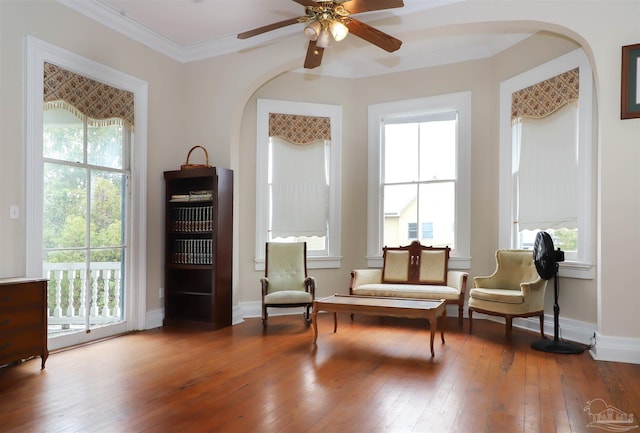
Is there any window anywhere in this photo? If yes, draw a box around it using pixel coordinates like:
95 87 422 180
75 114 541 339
408 222 433 240
408 222 418 240
25 37 149 349
382 112 457 248
43 105 129 335
422 222 434 239
499 49 594 278
255 99 342 269
368 92 471 269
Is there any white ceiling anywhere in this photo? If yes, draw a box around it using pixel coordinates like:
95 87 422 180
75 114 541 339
57 0 533 78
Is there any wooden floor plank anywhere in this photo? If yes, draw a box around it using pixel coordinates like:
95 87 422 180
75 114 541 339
1 314 638 433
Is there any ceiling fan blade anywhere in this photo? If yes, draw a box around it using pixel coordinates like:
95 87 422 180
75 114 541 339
342 0 404 14
304 40 324 69
346 19 402 52
237 17 305 39
292 0 320 6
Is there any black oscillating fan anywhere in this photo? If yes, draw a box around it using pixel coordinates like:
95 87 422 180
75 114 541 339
530 231 585 354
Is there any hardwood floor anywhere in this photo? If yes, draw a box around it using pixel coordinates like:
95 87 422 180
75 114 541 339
1 314 639 433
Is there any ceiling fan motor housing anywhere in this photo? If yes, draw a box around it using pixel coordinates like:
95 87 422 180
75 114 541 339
237 0 405 69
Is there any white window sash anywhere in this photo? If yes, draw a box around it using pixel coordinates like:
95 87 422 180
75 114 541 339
367 92 471 270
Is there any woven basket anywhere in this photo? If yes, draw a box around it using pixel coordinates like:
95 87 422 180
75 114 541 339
181 145 210 170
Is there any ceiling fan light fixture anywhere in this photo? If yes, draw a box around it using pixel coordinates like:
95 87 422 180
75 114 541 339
304 20 322 41
330 20 348 42
316 29 332 48
237 0 405 69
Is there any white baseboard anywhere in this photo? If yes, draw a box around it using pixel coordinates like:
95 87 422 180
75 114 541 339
472 312 596 345
146 307 246 327
145 308 163 329
239 300 308 320
151 304 639 365
515 313 597 346
590 333 640 364
232 304 244 325
238 301 464 321
472 312 640 365
143 304 299 327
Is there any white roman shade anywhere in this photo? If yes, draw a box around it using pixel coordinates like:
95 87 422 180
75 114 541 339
513 68 580 231
270 137 329 238
268 112 331 239
516 104 578 230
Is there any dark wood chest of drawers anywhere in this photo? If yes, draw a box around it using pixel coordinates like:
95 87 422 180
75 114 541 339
0 278 48 369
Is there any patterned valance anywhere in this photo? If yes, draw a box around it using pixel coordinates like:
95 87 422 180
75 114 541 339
512 68 579 121
44 62 135 131
269 113 331 144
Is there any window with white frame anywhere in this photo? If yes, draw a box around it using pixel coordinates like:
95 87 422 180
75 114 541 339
25 36 149 349
367 92 471 269
255 99 342 269
499 49 594 278
422 222 434 239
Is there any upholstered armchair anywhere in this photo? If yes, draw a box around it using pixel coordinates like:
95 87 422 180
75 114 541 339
468 250 547 337
261 242 316 326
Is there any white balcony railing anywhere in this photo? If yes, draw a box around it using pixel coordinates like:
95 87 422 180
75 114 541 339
43 262 123 335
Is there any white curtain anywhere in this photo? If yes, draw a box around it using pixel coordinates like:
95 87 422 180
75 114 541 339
270 137 329 238
517 104 578 230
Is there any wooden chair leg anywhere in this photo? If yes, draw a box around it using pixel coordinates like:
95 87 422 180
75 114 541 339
262 304 268 327
506 317 512 337
468 308 473 333
539 313 545 338
304 305 312 324
458 305 463 327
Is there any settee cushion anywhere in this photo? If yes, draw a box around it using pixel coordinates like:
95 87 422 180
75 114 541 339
418 249 448 285
382 250 410 283
352 283 461 301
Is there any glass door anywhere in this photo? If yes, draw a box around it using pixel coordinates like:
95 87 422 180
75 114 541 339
43 107 130 348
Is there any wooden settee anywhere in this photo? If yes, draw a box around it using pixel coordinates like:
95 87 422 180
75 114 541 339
349 241 468 325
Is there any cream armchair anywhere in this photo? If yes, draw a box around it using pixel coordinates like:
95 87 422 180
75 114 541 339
261 242 316 326
468 250 547 337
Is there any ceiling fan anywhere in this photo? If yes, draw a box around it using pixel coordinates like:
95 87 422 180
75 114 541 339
237 0 404 69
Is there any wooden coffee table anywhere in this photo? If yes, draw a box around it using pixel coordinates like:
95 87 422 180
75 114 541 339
311 295 446 357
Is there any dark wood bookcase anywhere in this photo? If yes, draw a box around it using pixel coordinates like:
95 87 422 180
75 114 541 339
163 167 233 328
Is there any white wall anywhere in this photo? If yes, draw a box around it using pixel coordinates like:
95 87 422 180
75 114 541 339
0 0 187 313
236 33 590 319
191 1 640 362
1 0 638 362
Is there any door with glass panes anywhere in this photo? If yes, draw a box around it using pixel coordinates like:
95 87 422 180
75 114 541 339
43 105 130 346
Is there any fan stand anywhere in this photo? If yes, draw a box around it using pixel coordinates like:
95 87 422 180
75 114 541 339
531 263 585 354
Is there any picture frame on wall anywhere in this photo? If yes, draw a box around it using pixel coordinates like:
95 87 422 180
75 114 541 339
621 43 640 119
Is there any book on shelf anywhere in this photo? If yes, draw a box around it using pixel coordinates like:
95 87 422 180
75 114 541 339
169 190 213 202
172 239 213 265
171 205 213 232
189 190 213 201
